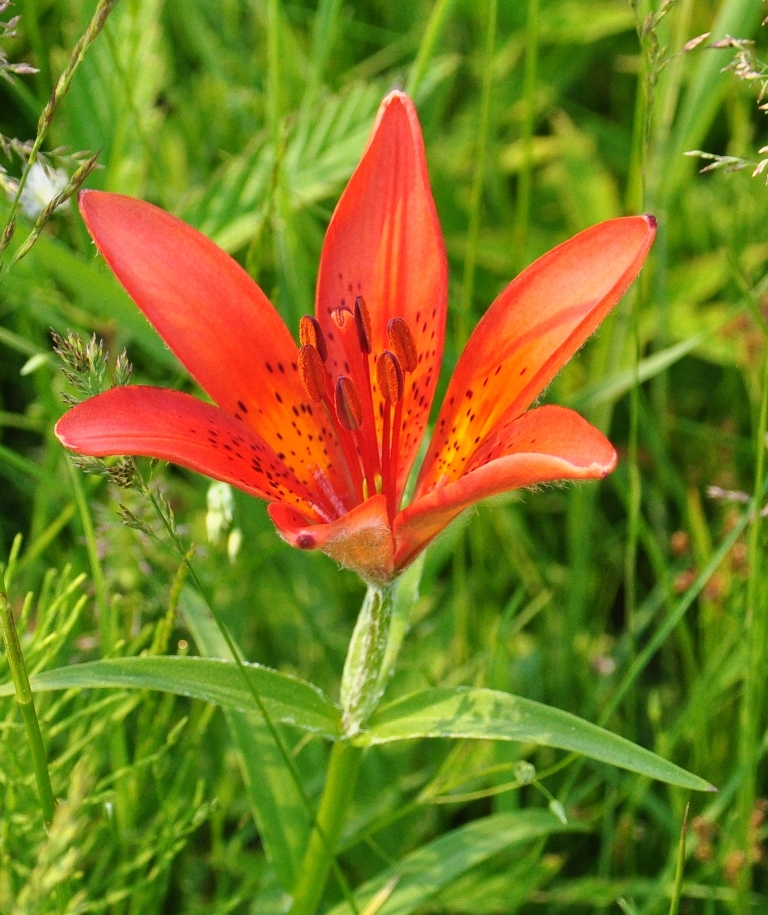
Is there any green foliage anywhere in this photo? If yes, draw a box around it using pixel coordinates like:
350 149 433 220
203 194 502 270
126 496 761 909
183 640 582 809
0 655 343 737
3 0 768 911
359 686 712 791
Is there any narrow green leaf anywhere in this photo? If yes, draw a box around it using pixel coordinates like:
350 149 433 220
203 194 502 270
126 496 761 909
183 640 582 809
180 587 310 892
567 331 709 411
326 810 574 915
0 656 341 738
357 687 713 792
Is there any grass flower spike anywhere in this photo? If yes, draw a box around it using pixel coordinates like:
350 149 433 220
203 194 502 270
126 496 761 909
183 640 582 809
55 91 655 584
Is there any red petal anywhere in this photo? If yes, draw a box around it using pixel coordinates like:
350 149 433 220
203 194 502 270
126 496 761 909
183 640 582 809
79 191 352 508
55 386 323 516
269 495 395 584
417 215 654 494
395 406 616 570
315 92 448 496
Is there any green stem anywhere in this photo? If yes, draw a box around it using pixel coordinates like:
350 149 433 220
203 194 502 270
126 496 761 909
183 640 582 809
457 0 496 349
68 459 110 647
267 0 282 150
290 740 363 915
340 582 395 734
406 0 459 99
624 313 642 741
0 588 56 826
0 0 117 270
22 0 52 98
136 474 358 906
736 338 768 902
512 0 539 257
293 562 423 911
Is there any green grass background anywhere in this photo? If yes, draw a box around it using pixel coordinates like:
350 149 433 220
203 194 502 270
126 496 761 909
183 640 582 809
2 0 768 911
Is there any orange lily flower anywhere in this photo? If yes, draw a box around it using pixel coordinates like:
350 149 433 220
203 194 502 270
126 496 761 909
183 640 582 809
55 91 655 584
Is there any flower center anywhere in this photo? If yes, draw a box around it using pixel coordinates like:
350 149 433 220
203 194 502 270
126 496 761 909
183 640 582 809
297 297 417 521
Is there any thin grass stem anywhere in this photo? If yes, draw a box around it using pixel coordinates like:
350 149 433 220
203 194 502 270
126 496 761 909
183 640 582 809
457 0 496 349
67 458 109 645
406 0 458 99
134 474 359 912
0 0 117 273
0 587 56 826
512 0 539 258
736 336 768 903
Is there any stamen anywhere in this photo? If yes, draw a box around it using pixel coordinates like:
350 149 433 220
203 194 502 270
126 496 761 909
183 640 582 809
308 500 333 524
335 375 363 431
298 344 326 402
376 351 405 521
332 305 353 329
354 295 372 354
390 397 403 516
299 315 327 362
387 317 418 373
314 469 347 518
336 375 377 499
300 339 362 505
376 351 404 405
332 299 381 482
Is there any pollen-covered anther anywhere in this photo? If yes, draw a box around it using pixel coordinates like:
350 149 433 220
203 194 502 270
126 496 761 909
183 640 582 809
354 295 372 355
299 315 328 362
376 351 404 404
387 317 418 372
298 344 326 403
335 375 363 431
332 305 353 329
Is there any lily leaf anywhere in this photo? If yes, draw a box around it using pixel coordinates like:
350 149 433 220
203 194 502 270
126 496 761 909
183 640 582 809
326 810 574 915
356 686 713 792
0 656 341 739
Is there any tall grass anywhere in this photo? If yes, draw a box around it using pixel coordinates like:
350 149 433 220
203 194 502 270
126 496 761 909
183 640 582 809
2 0 768 912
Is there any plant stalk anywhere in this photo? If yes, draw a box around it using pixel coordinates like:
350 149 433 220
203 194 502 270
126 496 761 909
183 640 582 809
736 337 768 903
340 581 395 735
293 563 423 912
457 0 496 349
290 740 363 915
512 0 539 258
0 588 56 826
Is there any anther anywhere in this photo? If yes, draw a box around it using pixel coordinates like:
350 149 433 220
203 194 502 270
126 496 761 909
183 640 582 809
335 376 363 431
298 345 326 403
387 317 418 372
376 351 404 404
332 305 353 329
354 295 372 355
299 315 327 362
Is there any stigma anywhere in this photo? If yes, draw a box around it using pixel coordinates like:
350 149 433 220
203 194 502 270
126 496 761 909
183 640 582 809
297 297 417 521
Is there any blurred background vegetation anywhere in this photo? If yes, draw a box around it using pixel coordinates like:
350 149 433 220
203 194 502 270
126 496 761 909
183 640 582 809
3 0 768 911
